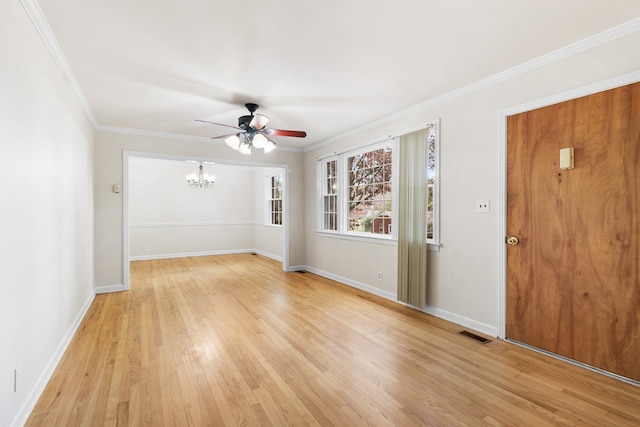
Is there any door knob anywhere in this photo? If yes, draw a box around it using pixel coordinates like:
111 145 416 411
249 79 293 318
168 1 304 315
506 236 519 245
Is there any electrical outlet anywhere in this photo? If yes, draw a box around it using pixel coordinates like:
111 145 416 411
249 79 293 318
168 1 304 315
476 199 490 213
377 272 383 281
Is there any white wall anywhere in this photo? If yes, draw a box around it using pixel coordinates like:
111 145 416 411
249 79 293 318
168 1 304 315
94 131 303 288
0 2 95 426
129 158 284 260
303 26 640 336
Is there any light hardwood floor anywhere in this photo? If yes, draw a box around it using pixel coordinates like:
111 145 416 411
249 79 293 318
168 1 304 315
27 254 640 426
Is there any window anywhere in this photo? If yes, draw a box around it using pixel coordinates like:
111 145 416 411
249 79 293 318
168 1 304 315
318 140 397 238
347 146 393 234
427 123 439 245
267 173 283 226
317 121 439 246
321 159 338 231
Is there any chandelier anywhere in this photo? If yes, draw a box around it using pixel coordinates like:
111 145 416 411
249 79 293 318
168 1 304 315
224 132 276 155
186 162 215 189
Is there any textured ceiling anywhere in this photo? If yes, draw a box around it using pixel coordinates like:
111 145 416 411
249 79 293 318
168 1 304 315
34 0 640 149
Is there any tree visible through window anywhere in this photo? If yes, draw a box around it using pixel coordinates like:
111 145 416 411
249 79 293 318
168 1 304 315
316 123 438 243
318 141 395 237
347 146 392 234
427 130 436 240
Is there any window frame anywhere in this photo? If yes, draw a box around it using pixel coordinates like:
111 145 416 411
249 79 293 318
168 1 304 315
317 138 398 241
427 121 440 247
316 122 439 248
342 140 397 240
319 157 339 233
265 172 284 227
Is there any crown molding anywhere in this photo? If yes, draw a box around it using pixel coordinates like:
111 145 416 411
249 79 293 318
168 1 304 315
96 124 213 143
20 0 98 127
19 0 304 154
20 0 640 153
304 16 640 153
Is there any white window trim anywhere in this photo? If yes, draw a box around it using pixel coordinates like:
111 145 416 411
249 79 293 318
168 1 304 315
427 120 441 248
316 138 398 241
265 172 284 227
341 139 398 240
317 155 340 234
316 121 440 250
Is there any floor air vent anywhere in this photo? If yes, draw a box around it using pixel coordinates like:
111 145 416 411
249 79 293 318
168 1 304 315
459 330 491 344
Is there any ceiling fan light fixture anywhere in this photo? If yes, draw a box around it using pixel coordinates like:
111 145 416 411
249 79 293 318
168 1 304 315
225 134 240 150
237 140 252 155
249 114 270 130
198 103 305 155
263 140 276 154
252 133 267 149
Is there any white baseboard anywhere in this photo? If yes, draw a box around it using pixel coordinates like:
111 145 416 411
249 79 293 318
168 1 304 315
302 266 397 301
95 284 125 294
420 305 498 337
286 264 307 272
130 248 281 262
301 265 498 337
10 291 95 427
250 249 282 262
130 249 245 261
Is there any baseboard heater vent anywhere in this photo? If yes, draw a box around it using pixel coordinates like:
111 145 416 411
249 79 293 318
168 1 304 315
459 330 491 344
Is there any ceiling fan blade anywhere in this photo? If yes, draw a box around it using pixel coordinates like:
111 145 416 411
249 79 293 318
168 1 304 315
265 128 307 138
210 132 242 140
195 119 242 131
249 114 270 130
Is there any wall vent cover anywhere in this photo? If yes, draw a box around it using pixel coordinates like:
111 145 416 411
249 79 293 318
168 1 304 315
459 330 491 344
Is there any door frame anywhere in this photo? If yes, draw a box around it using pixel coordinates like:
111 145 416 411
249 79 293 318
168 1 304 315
122 150 291 291
497 70 640 339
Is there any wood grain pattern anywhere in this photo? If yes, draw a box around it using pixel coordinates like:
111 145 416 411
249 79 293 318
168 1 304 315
28 254 640 426
507 82 640 381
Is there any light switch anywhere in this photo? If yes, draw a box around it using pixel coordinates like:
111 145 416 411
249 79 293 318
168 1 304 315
560 147 574 170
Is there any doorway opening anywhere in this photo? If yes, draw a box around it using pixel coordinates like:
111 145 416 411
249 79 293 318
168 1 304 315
122 152 289 290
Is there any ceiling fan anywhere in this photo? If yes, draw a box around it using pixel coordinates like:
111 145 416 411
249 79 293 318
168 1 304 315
196 103 307 154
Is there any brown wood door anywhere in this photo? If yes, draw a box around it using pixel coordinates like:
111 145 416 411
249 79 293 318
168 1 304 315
506 82 640 381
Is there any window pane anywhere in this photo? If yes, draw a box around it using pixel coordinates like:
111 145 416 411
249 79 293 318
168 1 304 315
318 142 396 237
267 173 283 226
327 177 336 194
426 126 437 242
326 160 336 178
323 193 337 231
345 144 393 235
348 213 361 231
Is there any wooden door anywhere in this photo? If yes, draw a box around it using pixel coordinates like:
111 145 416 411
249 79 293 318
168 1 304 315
506 82 640 381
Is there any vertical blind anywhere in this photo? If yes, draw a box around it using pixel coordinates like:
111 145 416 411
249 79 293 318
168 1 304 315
397 128 428 306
